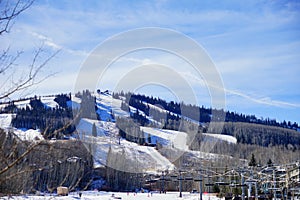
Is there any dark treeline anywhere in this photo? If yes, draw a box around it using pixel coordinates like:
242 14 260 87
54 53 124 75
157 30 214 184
114 91 300 148
113 92 299 131
4 94 75 139
214 122 300 147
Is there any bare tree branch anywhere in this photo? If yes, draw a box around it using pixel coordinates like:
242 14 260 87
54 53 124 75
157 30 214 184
0 139 42 175
0 0 34 35
0 47 22 74
0 48 60 100
0 0 61 101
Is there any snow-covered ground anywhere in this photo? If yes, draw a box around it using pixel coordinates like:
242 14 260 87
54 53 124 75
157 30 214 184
0 113 14 129
40 96 59 109
13 128 44 141
76 118 174 172
0 96 59 110
203 133 237 144
141 126 189 151
0 92 239 173
13 99 31 109
76 118 117 137
95 93 129 121
1 191 222 200
0 114 44 141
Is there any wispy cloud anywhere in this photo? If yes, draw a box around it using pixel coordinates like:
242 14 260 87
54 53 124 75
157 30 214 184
29 31 89 57
225 89 300 108
2 0 299 122
182 71 300 108
30 32 62 50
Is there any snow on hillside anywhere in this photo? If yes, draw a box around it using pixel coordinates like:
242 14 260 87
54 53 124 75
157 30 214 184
95 93 163 126
143 101 201 126
0 114 44 141
140 126 234 162
81 135 174 172
0 113 14 129
77 118 174 172
0 96 59 110
40 96 59 108
0 92 239 171
203 133 237 144
14 128 44 141
141 127 189 151
77 118 116 137
69 95 81 109
95 93 129 121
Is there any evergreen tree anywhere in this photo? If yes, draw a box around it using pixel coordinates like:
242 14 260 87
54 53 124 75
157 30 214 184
148 134 152 144
92 123 97 137
248 153 257 167
267 158 273 167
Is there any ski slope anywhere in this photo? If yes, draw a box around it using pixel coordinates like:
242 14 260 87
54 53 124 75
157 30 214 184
77 118 174 172
0 113 14 129
95 93 129 121
14 128 44 141
141 126 189 151
40 96 59 108
0 92 239 172
0 113 44 141
203 133 237 144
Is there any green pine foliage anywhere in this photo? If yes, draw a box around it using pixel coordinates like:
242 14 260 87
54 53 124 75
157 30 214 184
92 123 97 137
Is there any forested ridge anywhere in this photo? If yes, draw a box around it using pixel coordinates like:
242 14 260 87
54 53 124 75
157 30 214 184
1 90 299 148
1 94 76 139
113 92 299 131
114 91 300 148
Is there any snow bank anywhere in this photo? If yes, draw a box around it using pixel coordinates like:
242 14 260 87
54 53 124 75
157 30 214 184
0 114 44 141
41 96 58 108
203 133 237 144
76 118 174 172
0 113 14 129
96 93 129 120
14 128 44 141
69 95 81 109
141 127 189 151
77 118 111 137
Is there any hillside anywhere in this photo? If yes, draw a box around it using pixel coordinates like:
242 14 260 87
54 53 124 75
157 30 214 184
0 90 300 193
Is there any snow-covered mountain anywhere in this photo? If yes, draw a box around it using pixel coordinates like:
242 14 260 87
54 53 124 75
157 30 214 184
0 91 239 174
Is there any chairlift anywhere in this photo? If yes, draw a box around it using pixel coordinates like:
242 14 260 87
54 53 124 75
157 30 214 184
185 177 193 181
235 184 247 187
194 178 203 182
245 180 257 184
215 181 230 186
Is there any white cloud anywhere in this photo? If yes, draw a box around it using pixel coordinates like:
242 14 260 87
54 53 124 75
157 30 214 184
225 89 300 108
2 0 299 122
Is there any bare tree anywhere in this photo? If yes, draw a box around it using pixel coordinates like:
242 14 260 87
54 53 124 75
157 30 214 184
0 0 34 35
0 0 59 101
0 129 93 194
0 0 90 194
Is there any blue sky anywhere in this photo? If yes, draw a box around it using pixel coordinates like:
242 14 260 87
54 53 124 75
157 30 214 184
1 0 300 124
